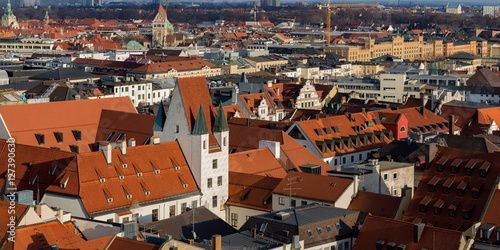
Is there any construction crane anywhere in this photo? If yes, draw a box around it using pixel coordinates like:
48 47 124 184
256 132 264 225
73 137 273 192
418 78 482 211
278 17 296 29
317 2 380 45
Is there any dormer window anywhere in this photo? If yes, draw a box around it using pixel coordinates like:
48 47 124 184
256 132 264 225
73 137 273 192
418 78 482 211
436 156 448 172
428 176 439 192
480 162 491 178
450 158 462 174
419 196 431 212
448 202 460 217
54 131 63 143
472 183 483 199
442 177 454 194
457 181 467 197
465 159 477 176
434 199 444 215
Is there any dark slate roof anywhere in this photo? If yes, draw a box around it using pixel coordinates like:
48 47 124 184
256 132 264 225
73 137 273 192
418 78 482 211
375 140 426 162
29 68 98 80
446 52 480 60
215 230 282 250
431 134 500 153
0 82 39 90
250 204 359 226
139 207 237 242
25 82 87 102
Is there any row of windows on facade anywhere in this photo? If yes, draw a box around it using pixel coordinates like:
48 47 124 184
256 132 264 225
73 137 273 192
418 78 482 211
116 85 149 92
106 200 198 223
277 197 332 208
301 101 317 108
207 176 223 188
326 151 374 165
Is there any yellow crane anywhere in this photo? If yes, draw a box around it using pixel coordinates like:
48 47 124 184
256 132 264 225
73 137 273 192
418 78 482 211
278 17 296 29
317 2 380 45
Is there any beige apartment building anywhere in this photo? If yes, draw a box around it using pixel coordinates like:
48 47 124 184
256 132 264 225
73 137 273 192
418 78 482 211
324 36 445 62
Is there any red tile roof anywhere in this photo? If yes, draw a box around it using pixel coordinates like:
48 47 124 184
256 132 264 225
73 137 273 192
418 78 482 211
229 148 288 178
0 97 136 153
293 112 392 158
176 76 219 148
227 172 281 211
475 189 500 243
403 147 500 231
353 215 463 250
0 201 28 244
348 190 403 218
373 107 460 134
273 172 353 203
6 220 112 249
107 235 160 250
0 139 77 199
46 141 199 215
95 109 155 146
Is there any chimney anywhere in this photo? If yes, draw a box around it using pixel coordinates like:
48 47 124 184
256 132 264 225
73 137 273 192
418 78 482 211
449 114 455 134
57 209 64 223
211 235 221 250
267 80 272 88
117 140 126 156
424 143 438 170
315 114 319 120
246 118 250 127
128 138 136 147
152 135 160 145
421 95 427 117
292 235 301 250
99 142 112 165
348 112 352 122
259 140 280 159
336 165 342 171
251 228 257 238
35 205 42 216
361 108 366 114
414 223 425 243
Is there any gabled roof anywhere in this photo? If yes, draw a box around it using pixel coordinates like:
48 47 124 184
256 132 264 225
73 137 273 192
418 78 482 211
30 67 98 80
176 76 219 148
403 147 500 231
273 172 353 203
348 191 403 218
0 97 136 153
228 172 281 211
6 220 113 249
106 235 159 250
46 141 200 215
466 68 500 87
353 215 463 250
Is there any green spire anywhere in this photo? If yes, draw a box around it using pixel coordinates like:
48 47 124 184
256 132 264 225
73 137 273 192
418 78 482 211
213 102 229 132
431 60 438 75
59 28 63 35
153 101 166 131
5 0 12 16
192 104 209 135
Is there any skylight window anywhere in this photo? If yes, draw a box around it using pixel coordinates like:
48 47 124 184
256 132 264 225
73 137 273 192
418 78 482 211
307 230 313 237
317 228 323 235
336 223 341 230
144 137 151 145
106 132 116 141
326 226 332 232
116 133 125 141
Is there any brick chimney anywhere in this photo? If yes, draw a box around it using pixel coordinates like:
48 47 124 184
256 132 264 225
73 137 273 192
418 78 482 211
449 115 455 134
116 140 126 156
421 95 428 117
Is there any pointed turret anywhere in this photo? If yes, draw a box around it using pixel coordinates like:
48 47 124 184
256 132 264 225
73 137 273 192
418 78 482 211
213 102 229 132
192 104 209 135
240 72 248 84
153 101 166 131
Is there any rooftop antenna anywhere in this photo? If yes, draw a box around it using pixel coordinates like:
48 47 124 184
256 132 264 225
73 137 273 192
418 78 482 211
283 175 301 210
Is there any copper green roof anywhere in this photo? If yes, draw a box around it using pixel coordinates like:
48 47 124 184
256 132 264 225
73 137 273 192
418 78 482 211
213 103 229 132
192 104 209 135
153 101 166 131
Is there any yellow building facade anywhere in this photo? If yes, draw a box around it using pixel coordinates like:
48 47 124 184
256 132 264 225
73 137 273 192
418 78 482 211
324 36 445 62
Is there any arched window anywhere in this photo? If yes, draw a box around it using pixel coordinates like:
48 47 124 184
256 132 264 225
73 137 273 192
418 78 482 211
400 126 406 132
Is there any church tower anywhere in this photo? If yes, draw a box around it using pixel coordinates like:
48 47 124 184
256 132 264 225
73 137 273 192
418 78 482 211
155 76 229 220
152 4 175 48
2 0 17 27
44 11 49 26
